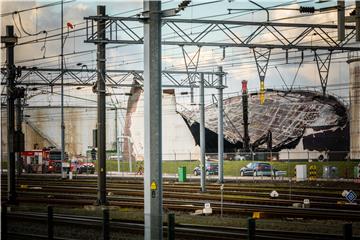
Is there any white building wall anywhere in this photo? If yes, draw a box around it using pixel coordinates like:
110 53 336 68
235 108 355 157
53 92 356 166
129 90 199 161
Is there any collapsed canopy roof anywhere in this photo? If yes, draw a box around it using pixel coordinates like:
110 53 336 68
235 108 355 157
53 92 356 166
179 90 348 151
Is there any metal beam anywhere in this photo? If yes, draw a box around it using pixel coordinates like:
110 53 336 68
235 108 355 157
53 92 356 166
60 0 65 179
199 73 206 192
253 49 271 104
96 5 107 206
181 46 202 103
337 0 345 41
83 16 360 51
217 66 224 184
3 25 17 204
0 82 220 88
314 51 332 95
15 93 24 177
356 1 360 41
143 1 162 239
84 15 356 28
1 68 222 88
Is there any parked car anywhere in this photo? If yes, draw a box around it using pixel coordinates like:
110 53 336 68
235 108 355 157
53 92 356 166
234 155 246 161
240 162 285 177
71 160 95 174
193 162 218 176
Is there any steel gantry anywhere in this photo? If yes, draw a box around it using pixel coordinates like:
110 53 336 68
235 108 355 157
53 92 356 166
142 2 162 239
181 46 202 103
83 16 360 96
81 8 360 239
84 17 359 51
1 26 18 204
0 68 223 88
253 48 271 103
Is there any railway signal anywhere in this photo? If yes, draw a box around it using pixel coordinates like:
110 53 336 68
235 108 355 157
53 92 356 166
343 190 357 203
309 165 317 181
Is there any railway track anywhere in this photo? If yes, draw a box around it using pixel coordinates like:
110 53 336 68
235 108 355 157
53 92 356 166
4 175 360 206
6 211 360 240
2 175 360 221
6 194 360 221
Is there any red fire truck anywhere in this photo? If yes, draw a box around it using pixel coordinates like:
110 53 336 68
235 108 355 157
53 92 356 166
21 148 95 174
21 148 69 173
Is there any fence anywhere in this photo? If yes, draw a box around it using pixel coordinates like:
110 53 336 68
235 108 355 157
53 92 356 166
100 150 360 181
2 150 359 180
1 204 355 240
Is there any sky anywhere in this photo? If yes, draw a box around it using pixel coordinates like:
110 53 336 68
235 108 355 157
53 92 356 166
0 0 358 109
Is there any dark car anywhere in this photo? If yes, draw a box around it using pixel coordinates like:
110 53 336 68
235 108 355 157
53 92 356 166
193 162 218 176
72 160 95 174
240 162 275 176
76 162 95 174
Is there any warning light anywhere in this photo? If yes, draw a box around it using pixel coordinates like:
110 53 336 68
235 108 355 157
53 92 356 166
67 22 74 29
260 93 265 104
241 80 247 92
260 80 265 104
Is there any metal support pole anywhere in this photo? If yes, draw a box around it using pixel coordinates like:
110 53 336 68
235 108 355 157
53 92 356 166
167 213 175 240
102 207 109 240
248 217 256 240
220 184 224 218
343 223 352 240
15 98 21 175
200 73 206 192
190 87 194 104
242 80 250 152
96 5 107 205
115 108 120 173
15 96 24 176
5 25 16 204
337 0 345 41
143 1 163 239
356 1 360 41
128 138 132 173
217 66 224 183
1 204 7 240
47 205 54 240
60 0 66 179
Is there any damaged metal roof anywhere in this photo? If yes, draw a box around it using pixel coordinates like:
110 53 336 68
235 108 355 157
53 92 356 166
179 90 348 151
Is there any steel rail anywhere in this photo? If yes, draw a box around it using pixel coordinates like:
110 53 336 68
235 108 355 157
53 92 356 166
3 191 360 220
7 211 359 240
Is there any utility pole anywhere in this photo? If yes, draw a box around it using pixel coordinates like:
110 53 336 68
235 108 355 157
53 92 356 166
15 89 25 176
115 108 120 173
217 66 224 183
337 0 345 41
356 1 360 41
60 0 66 179
3 25 17 204
199 73 206 192
242 80 250 152
96 5 107 205
143 1 162 239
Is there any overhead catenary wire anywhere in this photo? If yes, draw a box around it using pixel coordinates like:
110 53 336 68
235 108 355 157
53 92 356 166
19 17 349 70
0 0 75 18
0 0 354 107
9 0 327 64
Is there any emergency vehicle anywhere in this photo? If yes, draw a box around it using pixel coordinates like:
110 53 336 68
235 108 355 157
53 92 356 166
21 148 95 174
21 148 68 173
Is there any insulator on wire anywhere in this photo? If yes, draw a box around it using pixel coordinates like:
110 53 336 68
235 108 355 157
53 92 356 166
178 0 191 10
299 6 315 13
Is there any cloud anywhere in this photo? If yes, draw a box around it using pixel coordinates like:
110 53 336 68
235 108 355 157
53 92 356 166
74 3 89 12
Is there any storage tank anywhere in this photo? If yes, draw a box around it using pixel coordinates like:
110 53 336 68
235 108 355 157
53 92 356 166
348 58 360 160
